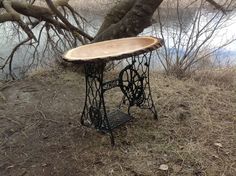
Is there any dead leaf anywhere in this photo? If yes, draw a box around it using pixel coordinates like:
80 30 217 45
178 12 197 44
214 143 223 148
159 164 169 171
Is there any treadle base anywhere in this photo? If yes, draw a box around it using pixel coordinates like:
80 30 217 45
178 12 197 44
101 110 133 132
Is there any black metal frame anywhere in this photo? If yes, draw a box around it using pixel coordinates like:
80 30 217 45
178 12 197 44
81 51 157 145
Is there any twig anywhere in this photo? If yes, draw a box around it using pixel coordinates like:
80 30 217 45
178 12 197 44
36 109 59 123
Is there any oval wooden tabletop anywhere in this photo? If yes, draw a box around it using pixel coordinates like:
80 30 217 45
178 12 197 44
63 36 163 63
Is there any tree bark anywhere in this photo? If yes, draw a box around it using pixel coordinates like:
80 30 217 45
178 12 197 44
94 0 164 42
96 0 136 35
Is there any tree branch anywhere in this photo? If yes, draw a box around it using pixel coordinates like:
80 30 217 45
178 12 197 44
96 0 137 36
1 0 93 41
94 0 164 42
0 13 15 22
206 0 226 14
2 0 21 21
45 0 93 41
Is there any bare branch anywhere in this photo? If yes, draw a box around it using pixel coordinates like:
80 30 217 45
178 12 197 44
45 0 93 41
206 0 226 13
2 0 21 20
0 13 15 22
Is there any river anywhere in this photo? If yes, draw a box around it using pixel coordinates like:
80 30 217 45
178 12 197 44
0 8 236 79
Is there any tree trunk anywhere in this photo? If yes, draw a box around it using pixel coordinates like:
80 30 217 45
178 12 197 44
0 0 229 78
94 0 164 42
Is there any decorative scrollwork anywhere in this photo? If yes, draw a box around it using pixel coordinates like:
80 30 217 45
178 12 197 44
119 65 144 106
89 106 102 129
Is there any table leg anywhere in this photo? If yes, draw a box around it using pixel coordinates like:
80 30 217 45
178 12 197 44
119 52 158 119
81 63 115 145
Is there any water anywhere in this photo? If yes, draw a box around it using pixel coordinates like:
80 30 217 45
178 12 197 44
146 8 236 68
0 8 236 79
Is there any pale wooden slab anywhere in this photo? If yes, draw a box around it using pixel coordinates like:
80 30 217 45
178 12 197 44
63 36 163 63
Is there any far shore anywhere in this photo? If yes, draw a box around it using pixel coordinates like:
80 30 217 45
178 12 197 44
69 0 228 12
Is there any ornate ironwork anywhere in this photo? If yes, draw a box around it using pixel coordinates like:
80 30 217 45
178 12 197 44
89 106 102 129
119 65 144 106
119 52 158 118
80 51 158 146
102 79 120 92
81 62 115 145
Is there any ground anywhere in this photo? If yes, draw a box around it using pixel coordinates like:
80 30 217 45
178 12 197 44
0 69 236 176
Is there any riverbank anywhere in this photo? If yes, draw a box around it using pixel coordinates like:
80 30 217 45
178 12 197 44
1 0 236 80
0 68 235 175
70 0 232 12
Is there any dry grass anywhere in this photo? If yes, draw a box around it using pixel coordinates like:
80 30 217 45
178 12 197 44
0 68 236 175
193 67 236 89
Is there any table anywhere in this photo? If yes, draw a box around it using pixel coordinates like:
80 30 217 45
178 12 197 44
63 36 163 145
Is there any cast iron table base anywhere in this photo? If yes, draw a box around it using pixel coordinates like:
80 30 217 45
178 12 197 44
81 52 157 145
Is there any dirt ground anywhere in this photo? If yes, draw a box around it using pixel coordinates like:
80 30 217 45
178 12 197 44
0 69 236 176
